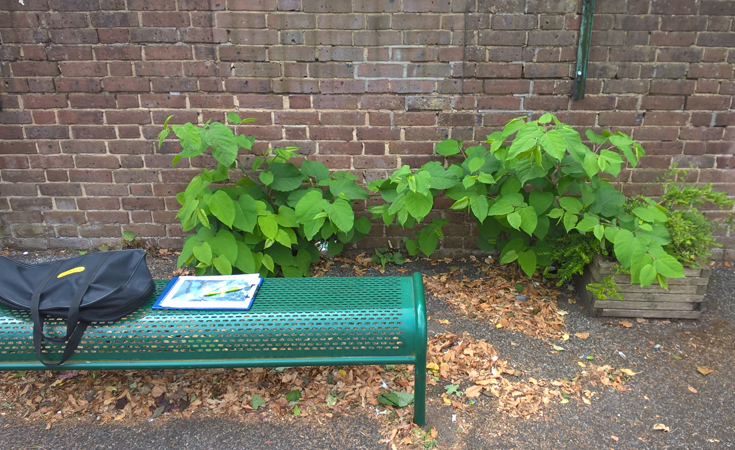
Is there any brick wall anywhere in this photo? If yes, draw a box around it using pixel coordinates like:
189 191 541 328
1 0 734 258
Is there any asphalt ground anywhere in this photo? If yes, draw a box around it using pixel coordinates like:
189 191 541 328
1 250 733 450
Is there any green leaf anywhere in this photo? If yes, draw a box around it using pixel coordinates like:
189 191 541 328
212 255 232 275
518 206 537 235
639 264 657 287
488 199 514 216
261 253 275 273
563 211 578 232
268 162 304 192
295 190 325 221
538 113 553 124
377 392 414 408
599 150 623 176
232 194 257 233
653 254 685 279
418 232 439 256
193 242 213 265
593 224 605 241
252 394 265 410
559 197 583 214
500 177 522 196
325 198 354 233
405 191 433 222
227 112 242 124
538 129 566 160
282 265 303 277
507 211 522 230
575 214 599 232
301 160 330 182
285 390 302 402
355 216 372 234
613 229 634 268
656 273 669 290
517 249 537 278
276 206 297 228
210 229 238 263
259 171 274 186
582 155 600 178
548 207 564 219
234 242 255 273
258 214 279 240
207 122 238 167
205 190 236 228
508 125 541 158
500 249 518 264
436 139 461 156
470 195 489 222
468 157 485 173
330 178 370 200
528 190 554 215
586 129 607 145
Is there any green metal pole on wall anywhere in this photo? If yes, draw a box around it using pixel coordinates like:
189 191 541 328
573 0 596 100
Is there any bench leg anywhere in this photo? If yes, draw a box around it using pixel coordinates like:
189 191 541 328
413 364 426 426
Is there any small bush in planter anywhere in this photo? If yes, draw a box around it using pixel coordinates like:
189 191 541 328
158 113 371 277
369 113 689 289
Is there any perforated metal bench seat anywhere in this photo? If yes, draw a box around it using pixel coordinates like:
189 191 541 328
0 273 427 424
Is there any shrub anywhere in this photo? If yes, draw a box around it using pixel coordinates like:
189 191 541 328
158 113 371 277
370 113 687 288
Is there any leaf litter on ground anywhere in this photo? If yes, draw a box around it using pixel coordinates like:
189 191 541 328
0 255 637 448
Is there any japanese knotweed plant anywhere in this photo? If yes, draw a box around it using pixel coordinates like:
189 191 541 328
370 113 686 289
158 113 371 277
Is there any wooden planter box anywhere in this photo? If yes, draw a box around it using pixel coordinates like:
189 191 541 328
574 255 711 319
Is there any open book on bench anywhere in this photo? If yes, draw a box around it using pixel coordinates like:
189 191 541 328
152 274 263 310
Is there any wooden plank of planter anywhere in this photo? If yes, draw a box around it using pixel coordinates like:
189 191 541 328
589 266 707 285
594 300 699 311
611 293 704 303
613 284 703 294
601 309 701 319
591 256 704 278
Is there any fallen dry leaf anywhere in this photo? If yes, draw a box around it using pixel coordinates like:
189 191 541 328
611 435 619 442
575 332 590 340
620 320 633 328
653 423 670 432
697 366 714 376
619 369 637 376
437 319 450 325
464 385 483 398
688 386 698 393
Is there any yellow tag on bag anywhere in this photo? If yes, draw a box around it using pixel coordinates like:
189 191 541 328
57 266 85 278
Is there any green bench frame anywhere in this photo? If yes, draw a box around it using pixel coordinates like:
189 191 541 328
0 273 427 425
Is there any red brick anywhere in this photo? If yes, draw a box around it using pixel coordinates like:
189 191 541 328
142 45 192 61
320 112 365 126
102 77 150 92
645 112 690 126
105 110 152 124
319 142 362 155
134 62 183 77
219 46 267 61
650 80 696 95
90 11 138 27
357 127 401 141
57 110 104 125
97 29 130 44
685 96 731 111
54 78 102 93
312 95 359 109
524 63 569 78
225 79 271 93
71 126 116 139
309 127 353 141
94 46 142 60
688 63 734 79
641 96 686 110
274 111 318 125
389 80 435 94
140 94 187 109
151 78 197 92
68 95 115 111
12 62 60 77
359 95 405 110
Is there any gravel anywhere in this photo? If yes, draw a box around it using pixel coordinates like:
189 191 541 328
1 249 734 449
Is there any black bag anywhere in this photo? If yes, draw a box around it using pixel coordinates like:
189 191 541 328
0 249 155 367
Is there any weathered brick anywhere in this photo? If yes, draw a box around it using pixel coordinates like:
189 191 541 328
688 63 734 79
698 33 735 47
94 46 142 60
641 96 686 110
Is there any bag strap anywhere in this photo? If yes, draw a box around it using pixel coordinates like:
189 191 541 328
31 253 112 367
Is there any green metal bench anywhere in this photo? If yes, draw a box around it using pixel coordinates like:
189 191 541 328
0 273 427 425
